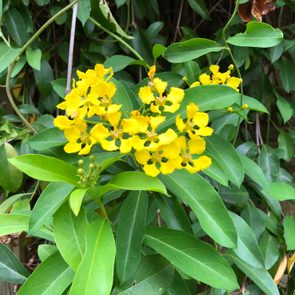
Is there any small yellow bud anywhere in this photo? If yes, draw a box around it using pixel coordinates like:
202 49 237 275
228 64 234 71
78 159 84 166
89 163 95 170
182 76 188 82
242 103 249 110
89 155 95 161
77 168 84 175
227 107 233 112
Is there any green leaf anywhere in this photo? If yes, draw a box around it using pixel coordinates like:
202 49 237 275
0 143 23 192
51 78 66 98
152 44 166 61
242 95 268 113
259 232 279 270
104 55 135 72
158 85 239 131
275 57 295 93
37 244 58 262
0 193 31 213
144 227 239 290
278 130 294 161
155 195 193 233
111 78 133 118
28 127 67 151
90 0 133 39
284 216 295 250
239 154 269 191
166 272 191 295
207 134 244 187
77 0 91 25
230 212 265 269
53 203 88 271
25 48 42 70
17 252 74 295
228 253 279 295
227 22 283 48
0 44 20 74
163 38 224 63
159 171 237 248
276 95 293 123
117 255 174 295
116 191 148 283
0 244 29 284
258 145 280 182
187 0 210 19
29 182 74 233
266 182 295 201
5 8 29 46
98 171 167 197
9 154 79 184
70 218 116 295
0 214 28 236
69 188 88 216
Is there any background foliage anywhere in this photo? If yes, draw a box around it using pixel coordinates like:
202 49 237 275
0 0 295 294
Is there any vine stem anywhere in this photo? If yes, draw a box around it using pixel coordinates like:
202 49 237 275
89 16 145 63
5 0 78 134
221 0 244 146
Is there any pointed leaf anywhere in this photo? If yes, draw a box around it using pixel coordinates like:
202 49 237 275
0 214 29 235
144 227 239 290
69 188 88 216
160 170 237 248
284 216 295 250
267 182 295 201
0 44 20 74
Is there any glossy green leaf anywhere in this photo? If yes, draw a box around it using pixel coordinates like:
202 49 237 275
116 191 148 283
239 154 269 191
163 38 224 63
207 135 244 187
276 95 293 123
158 85 239 131
98 171 167 197
152 44 166 61
37 244 58 262
70 218 116 295
69 188 88 216
276 57 295 93
166 272 191 295
230 212 265 269
0 44 20 74
284 216 295 250
259 232 279 270
104 55 135 72
28 127 67 151
266 182 295 201
29 182 74 233
51 78 66 98
0 214 28 236
228 253 279 295
227 22 283 48
9 154 79 184
160 171 237 248
117 255 174 295
155 195 192 233
0 143 23 192
220 185 249 206
0 244 29 284
0 193 31 213
77 0 91 25
5 8 29 46
278 130 294 161
258 145 280 182
25 48 42 70
242 95 268 113
53 203 88 270
187 0 209 20
144 227 239 290
17 252 74 295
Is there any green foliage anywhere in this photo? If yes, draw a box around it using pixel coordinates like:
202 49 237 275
0 0 295 294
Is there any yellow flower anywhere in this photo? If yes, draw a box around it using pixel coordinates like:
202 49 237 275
198 73 211 85
174 136 212 173
242 103 248 110
90 112 133 153
134 143 179 177
176 103 213 139
132 115 178 151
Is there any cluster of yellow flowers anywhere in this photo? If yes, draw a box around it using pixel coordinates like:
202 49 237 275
190 64 242 91
54 64 213 177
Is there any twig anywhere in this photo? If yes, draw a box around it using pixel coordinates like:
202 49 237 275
173 0 184 42
66 2 78 95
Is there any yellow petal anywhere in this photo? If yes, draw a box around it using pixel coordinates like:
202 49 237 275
107 104 122 114
209 65 220 75
174 136 186 151
157 129 178 146
150 103 161 114
161 143 180 159
90 124 110 142
135 150 151 164
195 155 212 170
160 161 175 174
167 87 184 103
64 142 81 153
176 115 185 132
153 78 167 95
190 81 200 88
139 86 155 104
148 65 156 81
101 139 118 151
64 126 81 142
54 116 73 130
132 136 146 150
226 77 241 90
199 74 211 85
195 126 214 137
163 103 180 113
150 116 165 130
187 103 199 119
107 111 121 127
120 138 133 153
188 138 206 154
143 163 160 177
192 112 209 127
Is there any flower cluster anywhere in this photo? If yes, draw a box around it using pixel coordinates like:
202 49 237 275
190 64 242 91
54 64 213 177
